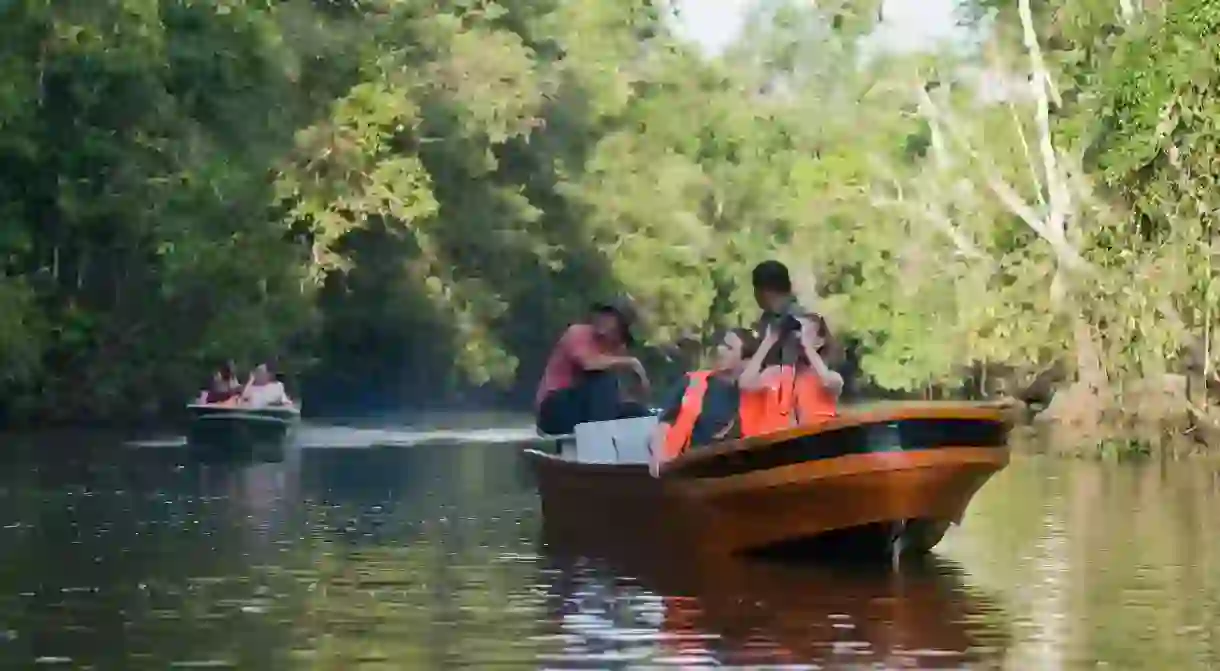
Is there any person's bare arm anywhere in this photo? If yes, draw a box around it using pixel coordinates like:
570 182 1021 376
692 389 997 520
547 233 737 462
565 326 638 371
797 319 844 398
577 352 637 371
806 351 843 398
648 422 670 477
739 328 779 390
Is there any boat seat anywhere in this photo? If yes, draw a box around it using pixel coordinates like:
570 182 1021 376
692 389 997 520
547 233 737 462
573 415 658 465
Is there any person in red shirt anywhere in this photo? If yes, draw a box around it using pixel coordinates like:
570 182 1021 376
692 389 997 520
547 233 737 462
535 301 652 435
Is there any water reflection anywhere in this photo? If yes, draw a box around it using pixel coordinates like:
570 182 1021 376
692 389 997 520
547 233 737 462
539 549 1009 668
0 432 1217 669
533 460 1011 667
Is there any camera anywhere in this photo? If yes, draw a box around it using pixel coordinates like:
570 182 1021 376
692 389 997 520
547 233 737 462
763 305 803 336
779 312 802 334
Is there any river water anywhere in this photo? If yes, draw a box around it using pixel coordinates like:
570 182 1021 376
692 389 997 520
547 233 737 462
1 422 1219 669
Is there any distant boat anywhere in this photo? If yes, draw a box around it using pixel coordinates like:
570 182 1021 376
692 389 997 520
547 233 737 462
524 401 1012 560
186 402 300 457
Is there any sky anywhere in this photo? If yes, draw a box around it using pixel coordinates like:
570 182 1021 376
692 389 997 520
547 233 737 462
671 0 964 55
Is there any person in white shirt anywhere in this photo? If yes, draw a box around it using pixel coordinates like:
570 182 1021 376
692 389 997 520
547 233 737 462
240 363 293 409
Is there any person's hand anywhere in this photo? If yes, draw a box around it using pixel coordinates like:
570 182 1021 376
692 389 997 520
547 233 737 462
798 317 824 350
630 358 651 390
761 324 780 347
649 456 662 478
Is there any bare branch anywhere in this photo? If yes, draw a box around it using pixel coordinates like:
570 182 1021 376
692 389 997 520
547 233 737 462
1018 0 1072 243
986 42 1048 208
868 155 988 261
915 78 1091 273
1117 0 1135 25
871 193 989 260
916 89 1046 233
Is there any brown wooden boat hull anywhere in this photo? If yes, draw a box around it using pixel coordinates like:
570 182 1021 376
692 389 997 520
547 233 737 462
526 402 1011 557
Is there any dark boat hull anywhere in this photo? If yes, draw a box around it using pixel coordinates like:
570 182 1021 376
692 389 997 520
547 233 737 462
525 402 1011 558
186 406 298 460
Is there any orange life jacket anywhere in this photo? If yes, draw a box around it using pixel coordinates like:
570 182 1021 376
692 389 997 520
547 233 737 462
743 365 837 436
737 387 775 437
662 370 713 462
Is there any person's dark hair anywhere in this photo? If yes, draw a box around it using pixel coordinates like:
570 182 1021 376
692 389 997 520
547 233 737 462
805 314 843 367
591 299 637 346
727 327 760 360
751 260 793 294
712 327 760 362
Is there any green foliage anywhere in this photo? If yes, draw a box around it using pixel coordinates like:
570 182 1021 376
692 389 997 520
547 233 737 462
1 0 1216 424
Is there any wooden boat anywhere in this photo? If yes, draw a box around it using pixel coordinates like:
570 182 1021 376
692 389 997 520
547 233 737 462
524 401 1012 558
186 402 300 457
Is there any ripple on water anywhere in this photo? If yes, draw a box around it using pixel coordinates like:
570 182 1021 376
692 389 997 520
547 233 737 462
7 440 1220 668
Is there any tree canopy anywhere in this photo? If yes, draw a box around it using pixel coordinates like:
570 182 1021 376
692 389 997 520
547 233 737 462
0 0 1216 433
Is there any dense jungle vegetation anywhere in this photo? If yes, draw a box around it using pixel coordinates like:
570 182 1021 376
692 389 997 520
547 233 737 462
0 0 1217 447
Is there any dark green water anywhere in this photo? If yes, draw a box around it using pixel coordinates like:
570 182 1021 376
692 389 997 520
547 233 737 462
1 425 1219 669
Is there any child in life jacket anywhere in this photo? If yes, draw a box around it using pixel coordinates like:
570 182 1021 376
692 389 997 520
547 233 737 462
738 314 843 434
649 328 760 477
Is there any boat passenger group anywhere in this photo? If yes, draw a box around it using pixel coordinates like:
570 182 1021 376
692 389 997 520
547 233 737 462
197 362 296 409
534 260 843 476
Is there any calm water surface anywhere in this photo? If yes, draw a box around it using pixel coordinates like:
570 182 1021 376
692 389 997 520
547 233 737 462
2 424 1219 669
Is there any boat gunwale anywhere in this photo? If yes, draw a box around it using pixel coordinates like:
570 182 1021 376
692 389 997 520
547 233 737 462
674 446 1009 497
522 448 649 475
522 442 1010 486
191 412 298 426
660 401 1011 475
186 403 301 420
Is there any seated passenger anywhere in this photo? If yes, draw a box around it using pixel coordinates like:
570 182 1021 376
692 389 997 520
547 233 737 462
240 363 294 409
649 328 760 476
535 301 652 436
739 314 842 434
200 361 242 404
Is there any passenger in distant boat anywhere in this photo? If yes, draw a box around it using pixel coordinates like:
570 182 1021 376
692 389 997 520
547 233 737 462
535 300 652 436
200 361 242 404
739 314 842 433
240 363 294 409
648 328 760 476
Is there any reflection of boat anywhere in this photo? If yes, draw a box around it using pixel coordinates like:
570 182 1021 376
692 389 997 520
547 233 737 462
186 403 299 457
540 536 1010 668
525 402 1011 557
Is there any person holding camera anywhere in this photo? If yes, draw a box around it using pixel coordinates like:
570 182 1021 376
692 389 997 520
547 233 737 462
739 260 842 432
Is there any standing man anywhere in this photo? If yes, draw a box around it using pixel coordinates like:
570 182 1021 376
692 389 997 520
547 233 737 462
746 260 843 427
535 300 652 435
751 260 817 366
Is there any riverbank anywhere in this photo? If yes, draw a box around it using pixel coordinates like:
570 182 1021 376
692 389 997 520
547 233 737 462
7 391 1218 462
1005 377 1220 459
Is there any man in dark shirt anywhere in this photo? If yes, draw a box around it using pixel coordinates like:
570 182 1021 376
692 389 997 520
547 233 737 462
751 260 818 367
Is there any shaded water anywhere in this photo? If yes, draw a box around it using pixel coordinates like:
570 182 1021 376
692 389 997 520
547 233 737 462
1 426 1219 669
